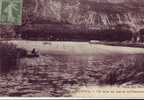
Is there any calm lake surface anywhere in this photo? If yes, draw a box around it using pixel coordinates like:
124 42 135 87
0 53 126 97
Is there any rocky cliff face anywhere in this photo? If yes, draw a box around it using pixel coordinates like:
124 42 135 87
23 0 144 32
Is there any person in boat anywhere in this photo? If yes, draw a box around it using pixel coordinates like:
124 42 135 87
31 48 39 57
31 48 36 55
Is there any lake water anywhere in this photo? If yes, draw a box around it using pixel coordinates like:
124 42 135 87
0 53 125 97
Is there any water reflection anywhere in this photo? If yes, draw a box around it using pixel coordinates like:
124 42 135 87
0 53 124 97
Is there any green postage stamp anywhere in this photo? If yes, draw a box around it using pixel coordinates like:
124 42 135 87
0 0 22 25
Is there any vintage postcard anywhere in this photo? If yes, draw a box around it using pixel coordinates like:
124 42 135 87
0 0 144 99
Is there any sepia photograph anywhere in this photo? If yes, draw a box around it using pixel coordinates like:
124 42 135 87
0 0 144 98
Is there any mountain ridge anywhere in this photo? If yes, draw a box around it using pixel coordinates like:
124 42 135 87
22 0 144 32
